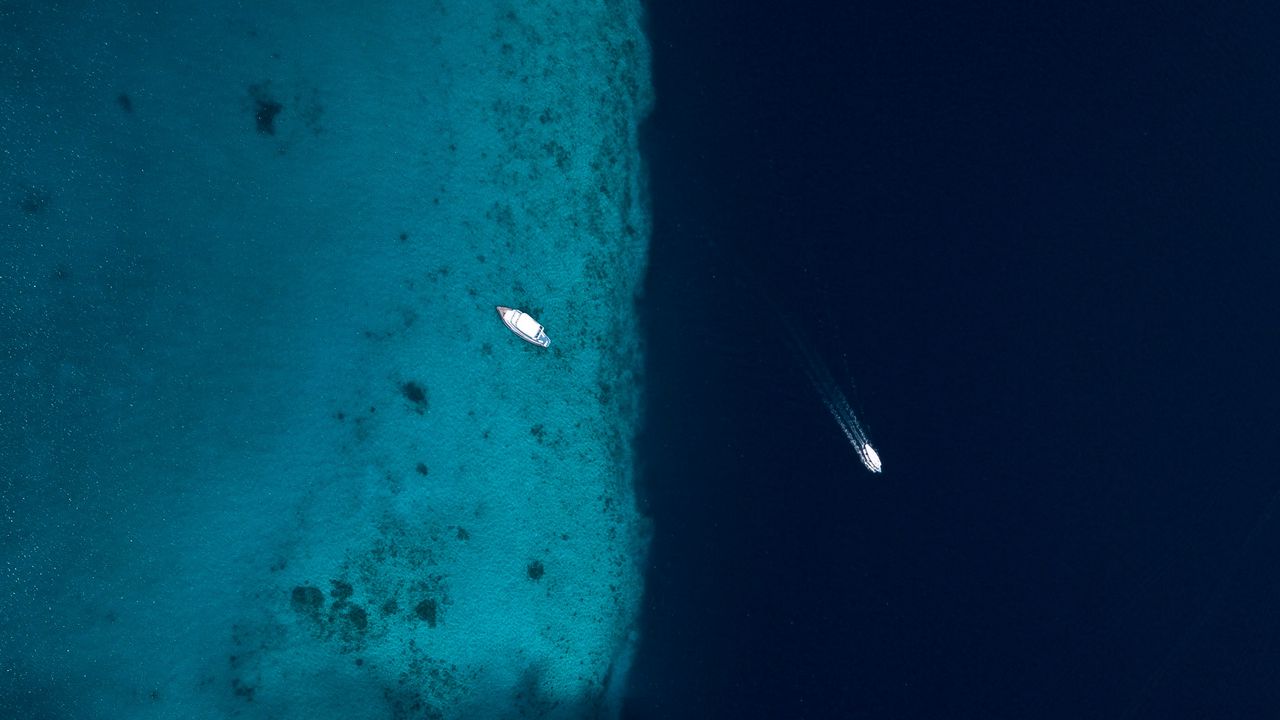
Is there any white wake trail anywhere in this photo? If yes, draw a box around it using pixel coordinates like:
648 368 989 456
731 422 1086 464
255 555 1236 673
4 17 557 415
789 325 882 473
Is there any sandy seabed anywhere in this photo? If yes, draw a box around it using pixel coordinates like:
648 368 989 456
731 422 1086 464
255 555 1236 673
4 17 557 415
0 1 652 717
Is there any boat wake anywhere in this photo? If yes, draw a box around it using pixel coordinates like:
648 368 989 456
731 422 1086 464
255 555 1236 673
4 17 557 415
787 324 882 473
717 239 882 473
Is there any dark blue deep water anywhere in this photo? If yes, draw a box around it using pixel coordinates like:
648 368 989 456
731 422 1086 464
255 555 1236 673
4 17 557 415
632 2 1280 718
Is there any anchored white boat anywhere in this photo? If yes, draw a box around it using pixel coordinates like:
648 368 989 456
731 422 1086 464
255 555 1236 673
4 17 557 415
496 306 550 347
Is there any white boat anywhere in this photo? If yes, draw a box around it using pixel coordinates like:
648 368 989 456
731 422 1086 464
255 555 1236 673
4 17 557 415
496 306 550 347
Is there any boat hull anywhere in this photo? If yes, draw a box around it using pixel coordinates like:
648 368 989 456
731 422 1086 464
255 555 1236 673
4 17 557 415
496 306 550 347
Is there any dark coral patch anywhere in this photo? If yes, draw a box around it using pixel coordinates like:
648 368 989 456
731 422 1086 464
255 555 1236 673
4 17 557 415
291 585 325 617
19 187 50 214
414 598 438 627
400 381 428 413
526 560 545 581
416 462 429 476
345 605 368 632
249 83 283 135
330 579 354 601
232 677 256 702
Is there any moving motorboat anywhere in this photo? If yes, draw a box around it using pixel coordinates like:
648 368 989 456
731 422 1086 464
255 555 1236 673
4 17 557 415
496 306 550 347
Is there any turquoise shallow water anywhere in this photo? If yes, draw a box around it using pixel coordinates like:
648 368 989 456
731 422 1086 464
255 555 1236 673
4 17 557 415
0 2 651 717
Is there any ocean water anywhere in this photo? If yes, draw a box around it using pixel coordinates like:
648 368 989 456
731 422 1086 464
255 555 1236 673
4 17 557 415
630 2 1280 719
10 1 1280 719
2 1 651 718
